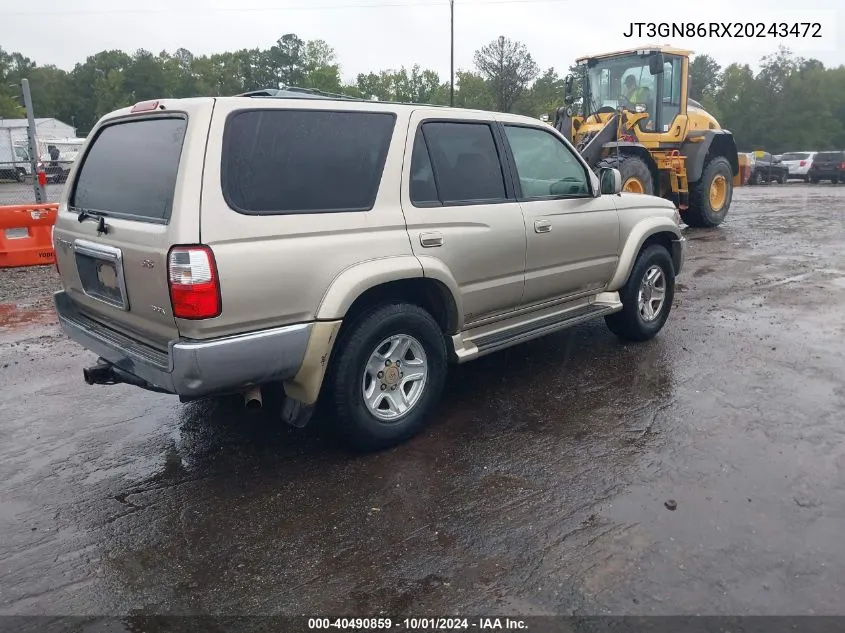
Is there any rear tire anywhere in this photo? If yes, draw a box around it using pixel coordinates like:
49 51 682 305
325 302 447 451
685 156 733 228
605 244 675 342
598 154 654 195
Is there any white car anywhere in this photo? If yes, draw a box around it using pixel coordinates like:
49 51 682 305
779 151 817 182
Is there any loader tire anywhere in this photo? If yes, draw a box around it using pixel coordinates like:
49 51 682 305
598 155 654 195
685 156 733 228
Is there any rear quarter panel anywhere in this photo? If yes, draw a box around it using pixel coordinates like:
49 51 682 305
191 99 416 340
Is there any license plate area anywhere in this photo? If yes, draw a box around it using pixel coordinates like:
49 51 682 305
5 228 28 239
74 239 129 311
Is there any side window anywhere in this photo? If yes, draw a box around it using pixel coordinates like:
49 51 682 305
417 121 508 204
221 109 396 214
503 125 590 198
409 131 439 205
661 55 683 132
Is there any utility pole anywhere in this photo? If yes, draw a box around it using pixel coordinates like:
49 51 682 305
450 0 455 106
22 78 46 203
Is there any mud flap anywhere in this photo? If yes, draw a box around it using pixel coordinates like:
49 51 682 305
281 396 315 428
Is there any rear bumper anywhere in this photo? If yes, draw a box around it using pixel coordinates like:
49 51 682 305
787 166 810 176
53 290 312 398
809 169 844 180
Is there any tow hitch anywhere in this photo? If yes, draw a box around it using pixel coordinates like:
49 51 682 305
82 358 170 393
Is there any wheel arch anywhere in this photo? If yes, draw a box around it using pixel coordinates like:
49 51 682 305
606 221 682 292
317 256 462 336
288 262 461 406
682 130 739 182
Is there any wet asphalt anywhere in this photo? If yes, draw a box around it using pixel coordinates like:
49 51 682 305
1 183 844 618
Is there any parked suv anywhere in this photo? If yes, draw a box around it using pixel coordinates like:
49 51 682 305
779 151 816 182
51 94 685 450
808 150 845 183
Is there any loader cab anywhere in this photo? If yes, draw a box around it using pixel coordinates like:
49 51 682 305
578 48 690 146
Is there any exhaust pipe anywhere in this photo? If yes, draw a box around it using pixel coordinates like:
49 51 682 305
243 385 263 411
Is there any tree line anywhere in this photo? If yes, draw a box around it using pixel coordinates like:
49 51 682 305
1 35 843 154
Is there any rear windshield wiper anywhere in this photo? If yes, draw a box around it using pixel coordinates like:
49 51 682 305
72 206 110 234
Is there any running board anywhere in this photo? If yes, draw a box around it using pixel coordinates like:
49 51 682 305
451 293 623 363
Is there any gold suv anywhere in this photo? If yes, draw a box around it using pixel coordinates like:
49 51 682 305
51 93 686 451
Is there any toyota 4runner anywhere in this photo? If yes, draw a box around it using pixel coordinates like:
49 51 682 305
51 93 686 451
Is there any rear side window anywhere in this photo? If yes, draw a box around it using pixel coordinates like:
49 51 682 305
221 109 396 214
71 116 187 223
415 121 508 205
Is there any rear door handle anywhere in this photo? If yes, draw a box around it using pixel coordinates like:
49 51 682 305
534 219 552 233
420 232 443 247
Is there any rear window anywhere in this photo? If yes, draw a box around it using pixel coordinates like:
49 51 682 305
781 153 809 160
221 109 396 214
71 116 187 223
816 151 844 160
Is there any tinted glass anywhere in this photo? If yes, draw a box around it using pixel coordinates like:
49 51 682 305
71 116 187 222
421 121 507 203
409 131 439 205
222 109 395 214
781 153 809 161
816 151 843 161
504 125 589 197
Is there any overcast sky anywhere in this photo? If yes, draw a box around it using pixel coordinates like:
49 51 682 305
3 0 842 83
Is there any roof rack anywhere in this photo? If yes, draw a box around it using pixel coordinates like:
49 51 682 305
235 86 362 101
234 86 450 109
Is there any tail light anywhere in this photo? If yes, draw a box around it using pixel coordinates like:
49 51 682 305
167 246 221 319
799 160 806 166
840 162 845 170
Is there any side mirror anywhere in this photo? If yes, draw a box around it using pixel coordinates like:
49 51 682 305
599 167 622 195
649 52 665 75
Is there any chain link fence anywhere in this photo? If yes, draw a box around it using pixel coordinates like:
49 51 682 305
1 129 77 206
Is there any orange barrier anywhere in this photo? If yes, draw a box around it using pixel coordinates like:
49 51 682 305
0 203 58 268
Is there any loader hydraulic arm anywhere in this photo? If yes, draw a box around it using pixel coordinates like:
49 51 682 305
578 113 619 168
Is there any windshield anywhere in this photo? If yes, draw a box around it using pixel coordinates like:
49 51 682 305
781 153 809 161
584 53 657 129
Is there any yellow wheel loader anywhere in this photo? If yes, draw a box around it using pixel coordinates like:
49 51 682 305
554 46 747 227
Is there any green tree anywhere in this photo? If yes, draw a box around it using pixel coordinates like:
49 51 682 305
453 70 494 110
473 36 539 112
268 33 306 87
2 38 844 153
302 39 342 93
689 54 721 101
516 67 564 118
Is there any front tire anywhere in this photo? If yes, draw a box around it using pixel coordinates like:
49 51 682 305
597 154 654 195
605 244 675 342
685 156 733 228
325 303 447 451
